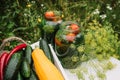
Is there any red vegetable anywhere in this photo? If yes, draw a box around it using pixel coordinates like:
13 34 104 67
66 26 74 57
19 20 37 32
69 24 80 34
0 52 8 80
55 38 63 46
66 33 76 42
70 24 79 30
5 43 27 65
44 11 55 19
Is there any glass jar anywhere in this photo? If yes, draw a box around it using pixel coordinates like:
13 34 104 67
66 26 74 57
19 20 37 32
54 21 83 68
55 21 81 57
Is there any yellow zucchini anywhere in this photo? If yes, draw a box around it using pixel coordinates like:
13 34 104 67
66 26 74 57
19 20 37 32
32 48 64 80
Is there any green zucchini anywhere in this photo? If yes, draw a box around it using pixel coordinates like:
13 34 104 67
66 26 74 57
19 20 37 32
16 71 23 80
4 51 23 80
20 58 31 78
24 45 33 66
39 38 54 63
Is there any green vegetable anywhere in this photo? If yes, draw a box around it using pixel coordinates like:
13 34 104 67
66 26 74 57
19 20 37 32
27 69 38 80
16 72 23 80
39 38 54 63
20 58 31 78
24 45 33 66
4 51 23 80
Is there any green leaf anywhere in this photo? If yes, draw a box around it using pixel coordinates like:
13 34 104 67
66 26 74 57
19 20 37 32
8 32 14 36
7 22 15 29
118 46 120 55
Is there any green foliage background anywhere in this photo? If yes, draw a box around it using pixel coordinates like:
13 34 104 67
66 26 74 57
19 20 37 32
0 0 120 44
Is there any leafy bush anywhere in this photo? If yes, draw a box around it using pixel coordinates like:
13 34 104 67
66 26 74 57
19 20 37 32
77 20 120 60
0 0 43 44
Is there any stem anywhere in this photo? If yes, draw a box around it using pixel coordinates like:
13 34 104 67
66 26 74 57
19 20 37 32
16 0 20 7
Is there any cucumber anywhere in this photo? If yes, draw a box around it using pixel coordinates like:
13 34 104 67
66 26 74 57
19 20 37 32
16 71 23 80
27 69 38 80
20 58 31 78
39 38 54 63
4 51 23 80
24 45 33 66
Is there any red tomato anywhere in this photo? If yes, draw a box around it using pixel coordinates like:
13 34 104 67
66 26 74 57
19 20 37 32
70 24 79 30
55 38 62 46
44 11 55 18
69 24 80 34
66 33 76 42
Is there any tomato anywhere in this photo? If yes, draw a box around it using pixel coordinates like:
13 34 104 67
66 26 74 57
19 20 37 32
44 11 54 19
70 24 79 30
55 38 62 46
66 33 76 42
69 24 80 34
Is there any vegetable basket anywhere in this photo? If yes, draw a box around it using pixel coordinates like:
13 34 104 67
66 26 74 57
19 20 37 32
0 37 28 80
0 37 67 80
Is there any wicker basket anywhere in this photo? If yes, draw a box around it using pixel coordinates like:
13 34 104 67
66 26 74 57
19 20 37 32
0 37 28 55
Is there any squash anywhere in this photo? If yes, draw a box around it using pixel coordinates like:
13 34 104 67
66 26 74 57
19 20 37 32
32 48 64 80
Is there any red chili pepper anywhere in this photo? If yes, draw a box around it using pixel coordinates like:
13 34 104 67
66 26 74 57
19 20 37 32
5 43 27 65
0 52 8 80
